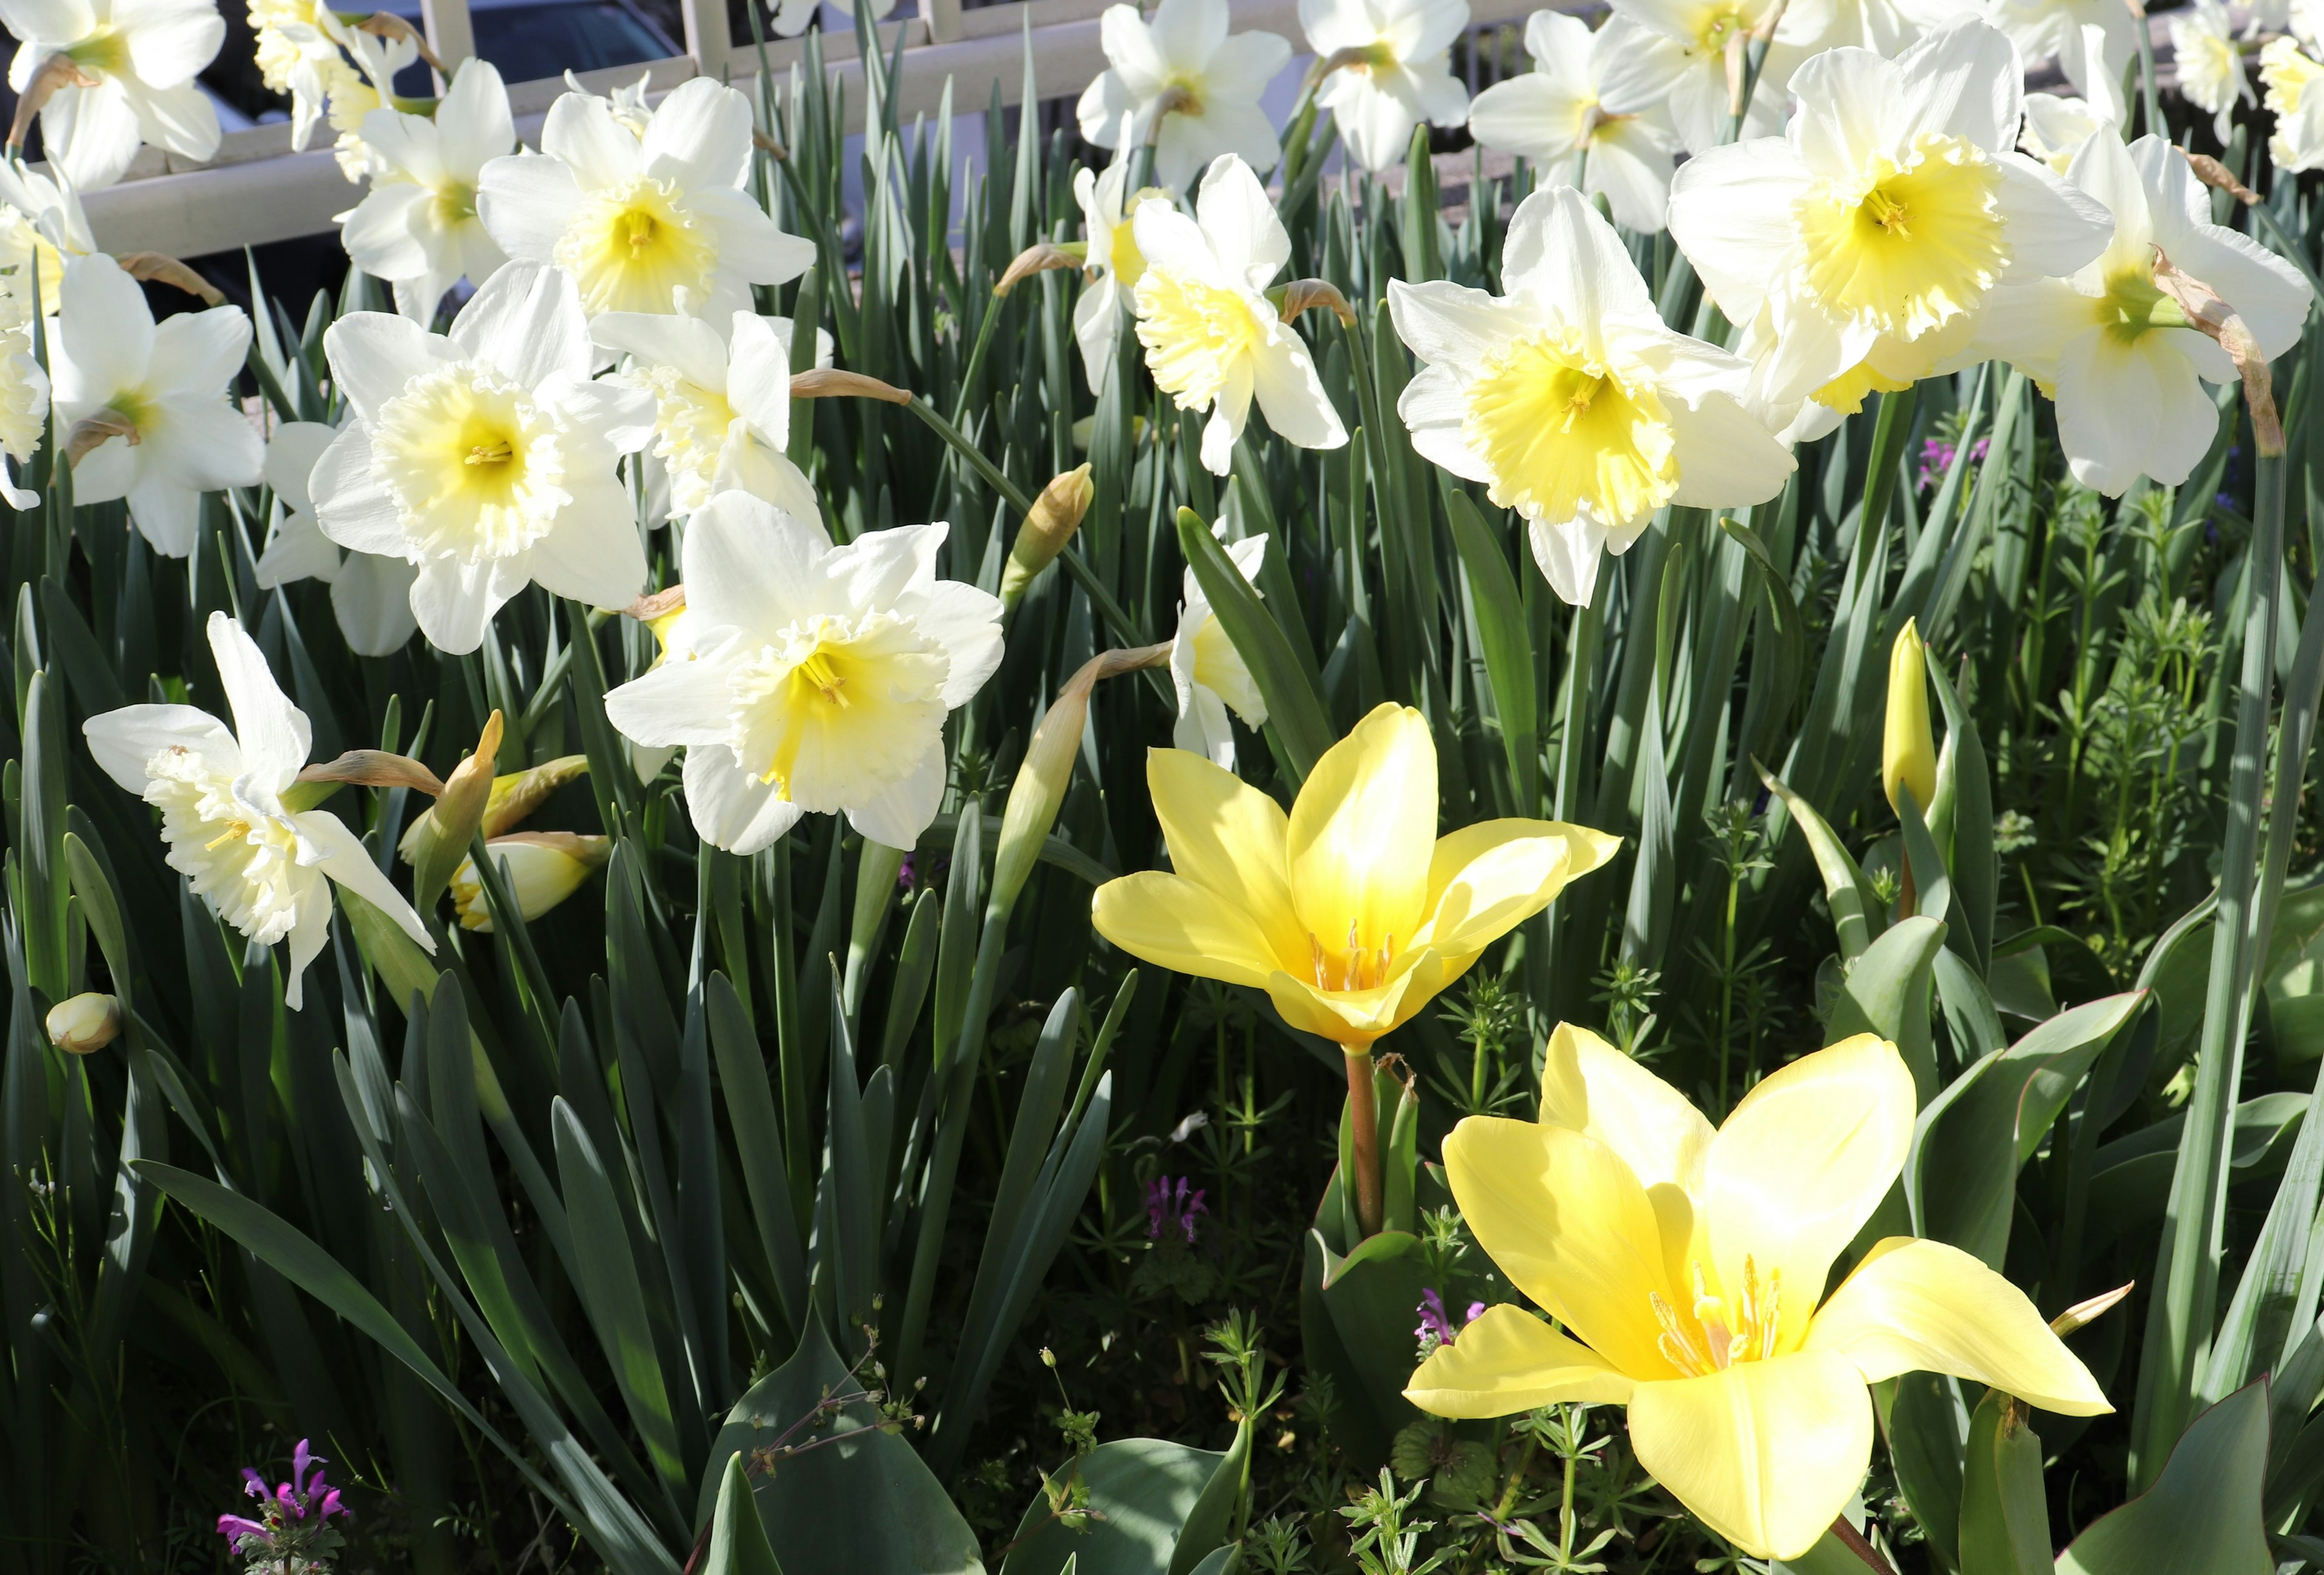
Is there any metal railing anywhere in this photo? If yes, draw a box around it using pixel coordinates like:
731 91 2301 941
70 0 1543 258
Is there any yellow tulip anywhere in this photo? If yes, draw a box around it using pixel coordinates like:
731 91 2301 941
1883 618 1937 819
1091 702 1617 1236
1408 1026 2110 1562
1092 703 1617 1048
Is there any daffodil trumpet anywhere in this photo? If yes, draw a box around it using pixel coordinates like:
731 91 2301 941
1090 702 1617 1237
1408 1026 2109 1561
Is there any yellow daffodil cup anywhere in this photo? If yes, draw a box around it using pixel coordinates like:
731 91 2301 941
1407 1026 2110 1562
1090 702 1619 1239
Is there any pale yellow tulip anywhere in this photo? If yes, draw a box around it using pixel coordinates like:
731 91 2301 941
1883 618 1937 819
1408 1026 2109 1562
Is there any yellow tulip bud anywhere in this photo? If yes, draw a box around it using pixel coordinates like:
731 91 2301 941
450 833 612 932
405 711 505 909
1000 464 1095 611
1883 619 1937 819
46 992 120 1053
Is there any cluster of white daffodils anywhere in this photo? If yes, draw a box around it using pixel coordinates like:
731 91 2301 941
1 0 226 189
1465 10 1679 233
338 57 514 323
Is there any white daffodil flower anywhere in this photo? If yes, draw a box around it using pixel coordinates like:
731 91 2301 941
2295 0 2324 49
1778 0 1975 53
1301 0 1471 174
0 0 225 189
2261 37 2324 171
1603 0 1791 153
54 252 264 555
1985 0 2133 92
478 77 815 321
254 420 421 655
1132 153 1347 475
590 307 820 525
1170 529 1268 770
1077 0 1295 189
1072 125 1175 392
560 67 655 137
1465 12 1682 234
2169 0 2250 143
82 611 435 1009
0 157 94 323
1971 135 2307 495
249 0 359 151
1666 20 2112 424
1389 186 1793 606
338 57 515 324
603 491 1004 855
0 323 48 508
309 261 655 654
2020 27 2124 174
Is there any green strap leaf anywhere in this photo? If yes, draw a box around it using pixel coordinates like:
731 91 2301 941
1176 508 1335 781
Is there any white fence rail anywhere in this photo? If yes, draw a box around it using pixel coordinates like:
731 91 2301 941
68 0 1541 259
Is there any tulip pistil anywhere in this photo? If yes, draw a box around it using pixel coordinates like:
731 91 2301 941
1651 1257 1783 1375
1308 923 1396 992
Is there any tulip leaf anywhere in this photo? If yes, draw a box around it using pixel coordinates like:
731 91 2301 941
999 1436 1236 1575
1445 489 1539 812
2056 1381 2273 1575
1827 916 1947 1104
1928 661 1995 976
1897 785 1952 928
1758 762 1882 963
1955 1390 2049 1575
1886 1371 1969 1573
703 1455 784 1575
1177 507 1334 781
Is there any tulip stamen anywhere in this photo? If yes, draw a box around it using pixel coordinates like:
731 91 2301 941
1650 1290 1716 1377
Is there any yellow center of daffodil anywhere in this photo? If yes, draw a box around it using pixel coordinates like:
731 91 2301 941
726 612 950 810
1463 332 1678 528
555 176 718 316
1089 703 1618 1047
1796 132 2008 338
143 744 307 945
2093 262 2185 344
433 183 479 227
1811 357 1914 415
66 27 131 77
632 361 738 498
2263 39 2322 113
1692 0 1748 53
1136 270 1263 411
370 364 567 560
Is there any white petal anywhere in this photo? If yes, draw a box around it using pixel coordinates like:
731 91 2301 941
206 610 311 791
844 745 945 849
84 702 236 791
332 552 421 656
297 809 433 950
451 261 589 387
681 741 806 853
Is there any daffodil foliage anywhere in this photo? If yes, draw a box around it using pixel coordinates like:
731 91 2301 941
11 3 2324 1574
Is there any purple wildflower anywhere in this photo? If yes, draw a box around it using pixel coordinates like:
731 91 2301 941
1917 434 1990 491
218 1440 350 1570
1146 1176 1207 1244
1415 1289 1486 1353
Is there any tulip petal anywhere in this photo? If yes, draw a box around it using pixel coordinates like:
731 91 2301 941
1286 702 1437 958
1405 1305 1637 1418
1538 1022 1713 1289
1261 946 1448 1047
1146 747 1304 969
1442 1116 1675 1378
1092 870 1285 990
1804 1237 2112 1415
1420 817 1620 956
1704 1033 1914 1352
1626 1350 1874 1562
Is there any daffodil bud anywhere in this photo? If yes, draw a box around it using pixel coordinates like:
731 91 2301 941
46 992 120 1053
1000 464 1095 611
481 755 589 838
407 711 505 910
450 833 612 932
1883 620 1937 819
991 643 1170 918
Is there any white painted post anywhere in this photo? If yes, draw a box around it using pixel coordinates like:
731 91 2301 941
681 0 735 82
419 0 477 90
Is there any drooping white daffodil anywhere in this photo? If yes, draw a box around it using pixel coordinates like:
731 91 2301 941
0 157 95 323
590 307 820 525
248 0 359 151
1984 0 2134 93
1666 20 2112 422
0 0 225 189
82 611 435 1009
338 57 515 324
602 491 1005 855
254 420 421 655
1077 0 1295 189
2260 37 2324 171
1777 0 1975 54
1072 125 1176 393
1971 135 2307 496
1603 0 1790 154
1301 0 1471 174
1465 11 1682 234
478 78 816 322
1390 186 1793 606
309 261 655 654
318 22 413 182
2169 0 2250 143
1170 527 1268 770
2020 25 2124 174
1132 154 1347 476
54 252 264 555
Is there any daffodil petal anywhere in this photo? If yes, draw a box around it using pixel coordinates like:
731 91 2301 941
1145 746 1305 969
1091 870 1283 989
1704 1033 1915 1351
1443 1116 1674 1378
1405 1305 1636 1417
1285 702 1437 956
1804 1237 2113 1416
1626 1351 1874 1562
1419 817 1621 955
